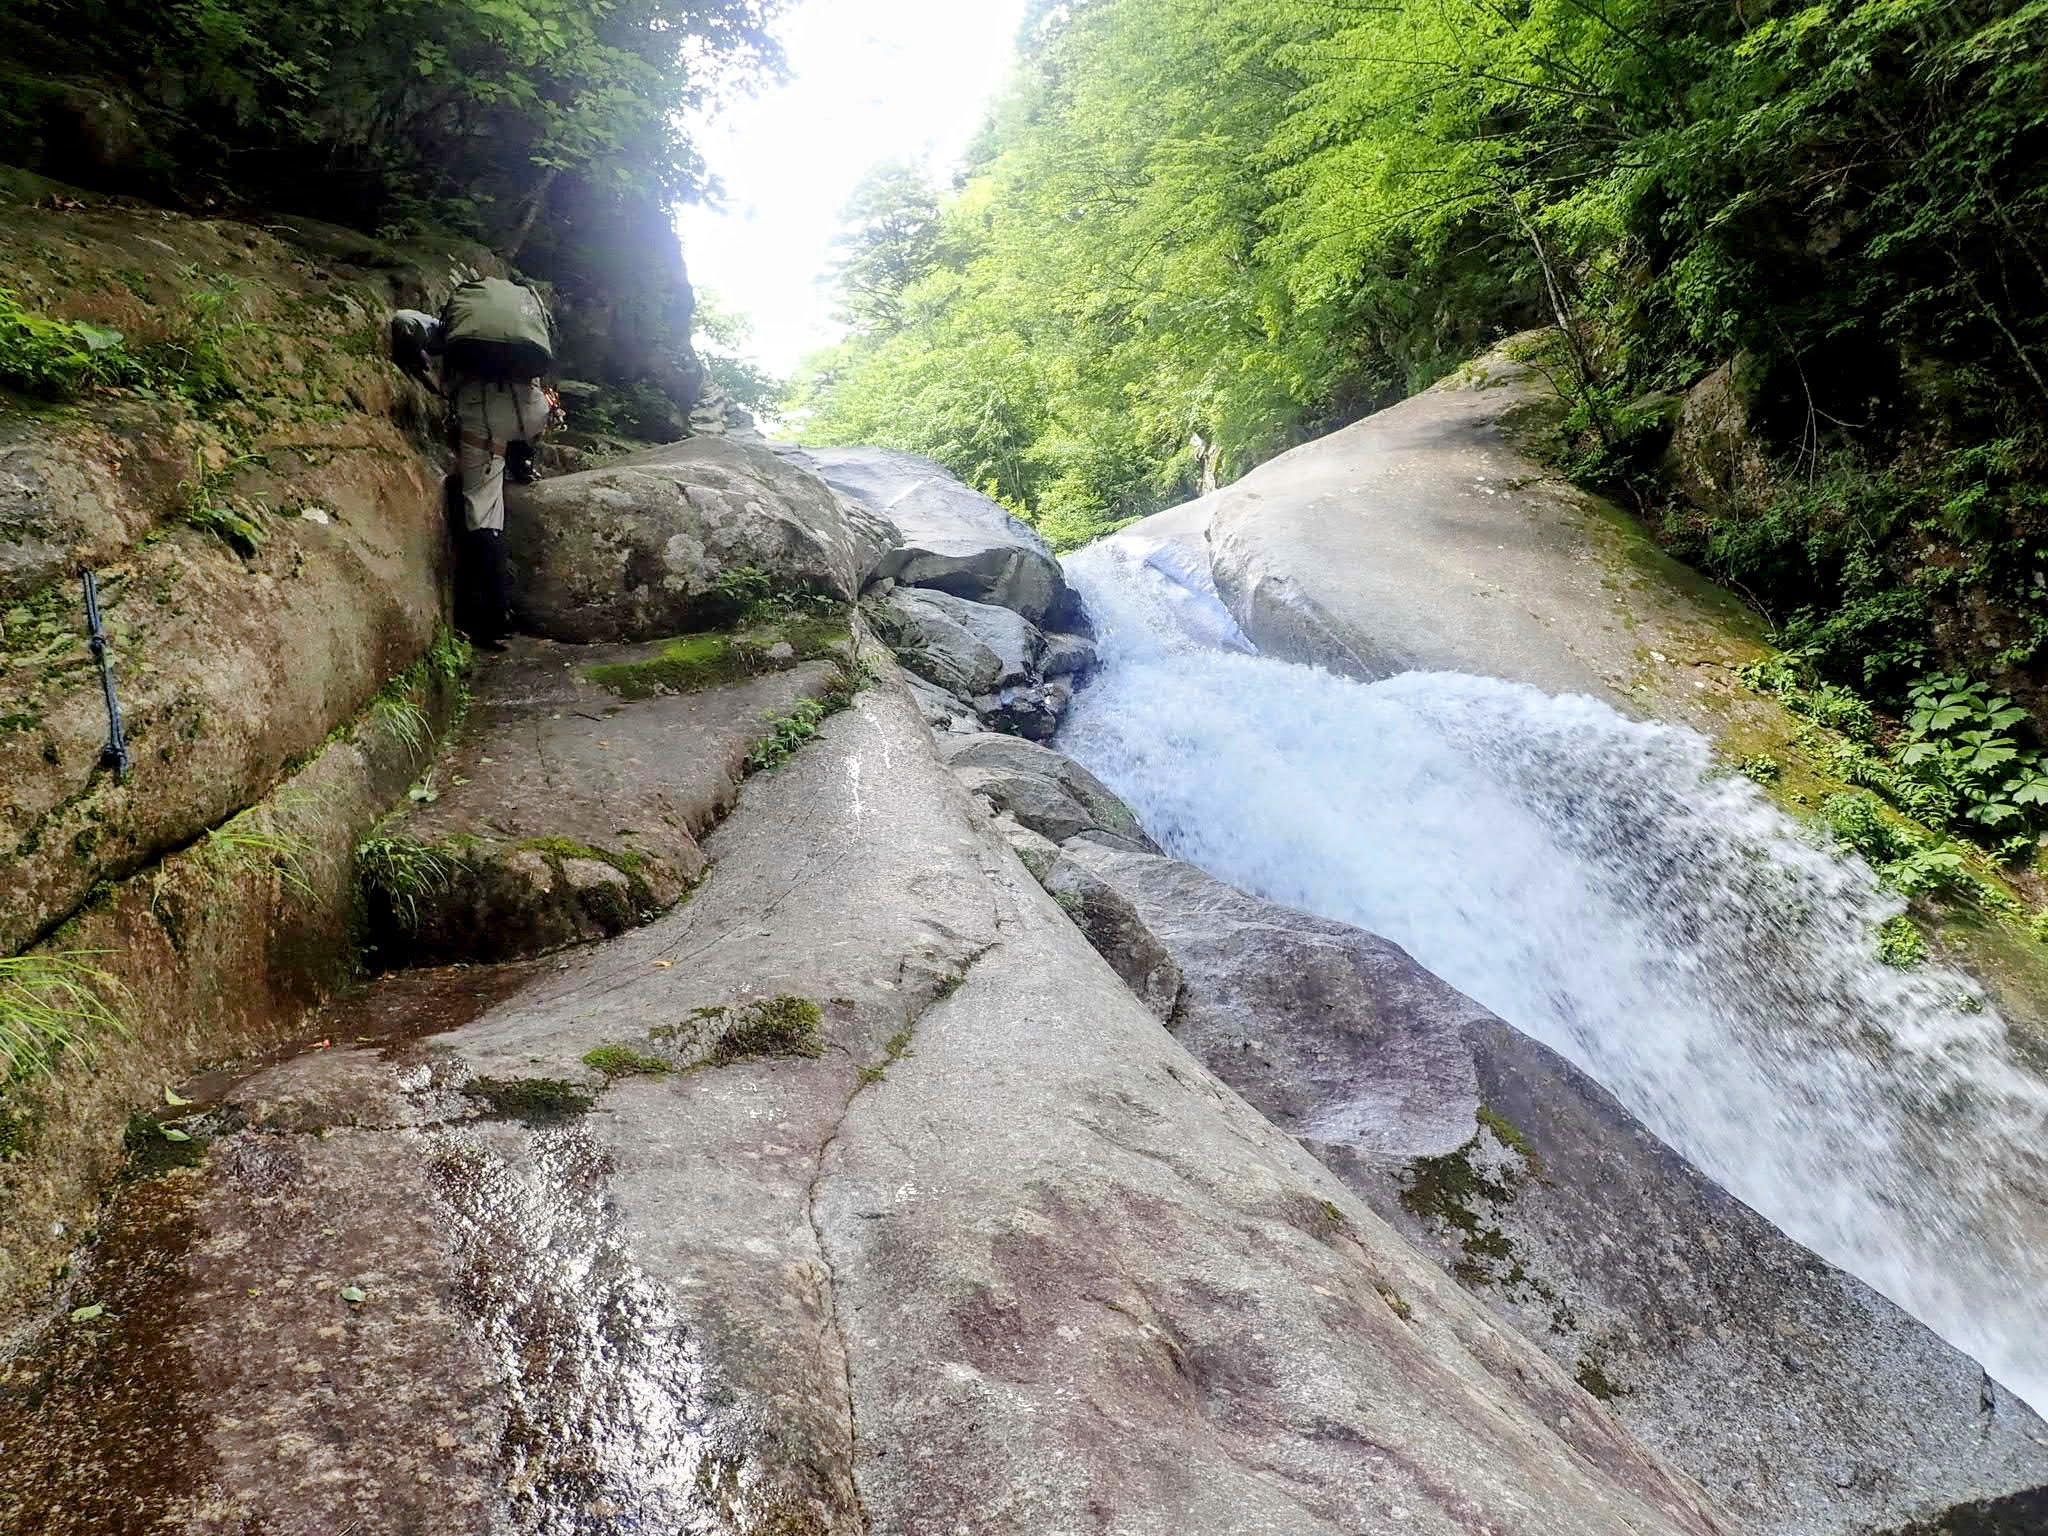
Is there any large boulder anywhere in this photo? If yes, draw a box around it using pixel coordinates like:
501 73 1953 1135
791 445 1075 627
1064 840 2048 1536
507 435 897 643
1664 356 1773 516
1201 338 1770 728
937 733 1157 849
0 195 463 959
869 585 1041 698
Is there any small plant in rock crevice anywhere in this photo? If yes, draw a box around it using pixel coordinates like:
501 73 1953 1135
354 835 463 930
0 953 125 1082
373 694 433 763
202 807 319 900
174 450 269 557
856 1025 915 1087
745 699 830 773
703 995 825 1065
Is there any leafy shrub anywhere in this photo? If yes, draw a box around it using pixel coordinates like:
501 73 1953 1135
1894 674 2048 835
1876 915 1928 969
0 287 136 397
1749 658 2048 861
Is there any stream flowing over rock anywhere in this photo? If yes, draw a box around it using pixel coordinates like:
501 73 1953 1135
8 210 2048 1532
1054 484 2048 1531
0 678 1747 1536
1061 838 2048 1536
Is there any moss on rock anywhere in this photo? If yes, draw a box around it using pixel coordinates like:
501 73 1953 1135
704 995 825 1065
584 614 850 701
462 1076 595 1125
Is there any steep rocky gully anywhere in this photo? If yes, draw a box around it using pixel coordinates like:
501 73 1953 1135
2 191 2045 1536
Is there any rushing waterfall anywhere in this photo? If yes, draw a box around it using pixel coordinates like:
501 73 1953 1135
1059 531 2048 1411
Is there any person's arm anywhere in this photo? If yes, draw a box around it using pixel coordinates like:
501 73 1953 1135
388 310 444 388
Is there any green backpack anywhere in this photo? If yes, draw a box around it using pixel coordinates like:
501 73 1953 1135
439 278 554 381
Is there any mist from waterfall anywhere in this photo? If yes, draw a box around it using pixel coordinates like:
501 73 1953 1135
1058 532 2048 1411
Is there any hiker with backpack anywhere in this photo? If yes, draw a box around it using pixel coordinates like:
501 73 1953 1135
388 278 559 650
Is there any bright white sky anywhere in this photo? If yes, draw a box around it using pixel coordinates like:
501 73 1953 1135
678 0 1029 379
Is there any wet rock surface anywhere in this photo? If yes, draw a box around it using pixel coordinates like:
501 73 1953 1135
866 584 1086 741
0 677 1740 1536
507 434 896 643
0 664 463 1328
872 583 1042 696
1061 839 2048 1536
362 628 850 965
936 731 1158 849
19 415 2033 1536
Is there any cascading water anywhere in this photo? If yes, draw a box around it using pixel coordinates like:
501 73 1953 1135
1058 531 2048 1410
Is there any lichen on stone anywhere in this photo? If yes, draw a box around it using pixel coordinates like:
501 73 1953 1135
1398 1106 1544 1290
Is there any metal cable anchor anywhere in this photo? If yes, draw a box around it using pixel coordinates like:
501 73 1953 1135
80 567 130 781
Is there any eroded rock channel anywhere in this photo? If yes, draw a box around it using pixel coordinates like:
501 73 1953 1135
5 289 2046 1533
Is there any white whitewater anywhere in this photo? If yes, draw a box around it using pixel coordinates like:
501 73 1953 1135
1059 531 2048 1410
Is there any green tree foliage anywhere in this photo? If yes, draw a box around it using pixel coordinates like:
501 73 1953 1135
693 288 782 415
3 0 788 241
827 161 945 333
795 0 2048 637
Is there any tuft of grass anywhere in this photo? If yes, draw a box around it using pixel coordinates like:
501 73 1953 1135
374 694 432 762
706 995 825 1065
582 1044 671 1078
1 953 125 1081
203 808 318 899
182 493 268 556
174 450 269 557
355 834 463 929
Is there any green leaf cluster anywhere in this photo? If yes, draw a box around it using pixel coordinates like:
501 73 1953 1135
0 287 134 397
12 0 789 238
1747 657 2048 865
